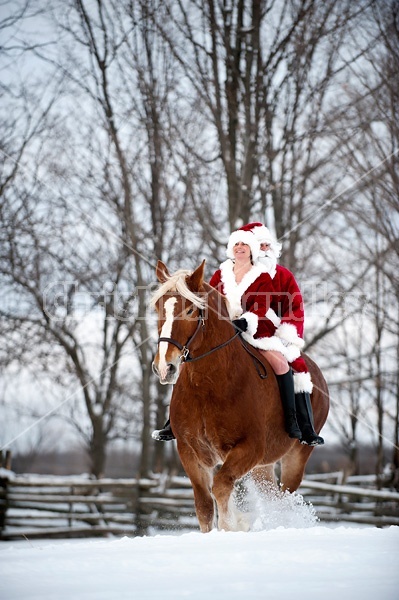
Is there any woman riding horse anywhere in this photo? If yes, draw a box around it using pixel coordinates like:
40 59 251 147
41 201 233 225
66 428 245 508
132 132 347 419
151 259 329 532
234 222 324 446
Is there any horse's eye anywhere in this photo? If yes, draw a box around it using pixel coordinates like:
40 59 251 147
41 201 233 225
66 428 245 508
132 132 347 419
187 307 194 315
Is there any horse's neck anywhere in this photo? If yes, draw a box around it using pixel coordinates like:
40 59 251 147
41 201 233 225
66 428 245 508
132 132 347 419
207 298 237 347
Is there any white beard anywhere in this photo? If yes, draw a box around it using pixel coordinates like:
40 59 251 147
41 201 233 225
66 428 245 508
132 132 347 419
257 251 278 278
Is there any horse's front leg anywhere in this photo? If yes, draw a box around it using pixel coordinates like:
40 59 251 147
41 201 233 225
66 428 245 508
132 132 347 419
212 441 260 532
177 443 215 533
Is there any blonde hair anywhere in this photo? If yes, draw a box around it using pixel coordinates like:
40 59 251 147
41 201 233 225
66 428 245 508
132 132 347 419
150 269 207 310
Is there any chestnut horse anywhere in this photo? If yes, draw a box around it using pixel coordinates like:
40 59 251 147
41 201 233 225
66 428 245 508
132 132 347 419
151 260 329 532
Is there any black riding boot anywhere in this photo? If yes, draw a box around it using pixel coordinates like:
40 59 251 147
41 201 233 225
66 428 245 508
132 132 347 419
151 418 175 442
295 392 324 446
275 370 302 439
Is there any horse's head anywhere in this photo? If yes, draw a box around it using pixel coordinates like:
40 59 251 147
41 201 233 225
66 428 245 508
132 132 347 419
151 260 207 384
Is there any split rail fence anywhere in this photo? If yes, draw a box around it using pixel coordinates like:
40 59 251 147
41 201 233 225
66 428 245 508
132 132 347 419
1 467 398 540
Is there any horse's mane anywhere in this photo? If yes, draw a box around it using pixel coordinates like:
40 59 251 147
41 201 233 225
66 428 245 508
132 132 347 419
150 269 207 310
203 281 230 320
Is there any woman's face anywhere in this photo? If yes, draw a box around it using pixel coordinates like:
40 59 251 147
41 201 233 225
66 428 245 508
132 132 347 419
233 241 251 260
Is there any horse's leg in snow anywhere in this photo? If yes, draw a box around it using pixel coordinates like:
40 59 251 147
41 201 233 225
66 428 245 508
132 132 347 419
177 444 215 532
212 442 259 532
250 464 277 491
191 468 216 533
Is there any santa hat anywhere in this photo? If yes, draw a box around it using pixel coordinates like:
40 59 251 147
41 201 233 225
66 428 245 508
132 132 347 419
240 221 282 258
226 229 260 261
239 222 273 244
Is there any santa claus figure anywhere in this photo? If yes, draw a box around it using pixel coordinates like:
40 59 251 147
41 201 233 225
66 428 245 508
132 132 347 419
219 222 323 446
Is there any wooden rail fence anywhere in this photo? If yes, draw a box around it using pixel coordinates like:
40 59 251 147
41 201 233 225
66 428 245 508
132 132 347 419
1 469 398 540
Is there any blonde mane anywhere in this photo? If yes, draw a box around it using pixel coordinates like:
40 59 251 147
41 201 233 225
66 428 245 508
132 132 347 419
150 269 207 310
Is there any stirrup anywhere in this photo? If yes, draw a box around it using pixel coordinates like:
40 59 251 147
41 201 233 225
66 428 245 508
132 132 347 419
300 433 324 446
151 420 175 441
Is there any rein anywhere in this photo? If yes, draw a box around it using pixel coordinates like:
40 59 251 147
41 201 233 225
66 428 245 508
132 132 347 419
185 330 241 363
158 308 241 363
239 338 268 380
157 307 268 377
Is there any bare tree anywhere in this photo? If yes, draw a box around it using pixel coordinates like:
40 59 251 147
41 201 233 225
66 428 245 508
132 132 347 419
0 177 145 477
150 2 373 257
1 0 398 482
311 0 399 478
0 0 211 476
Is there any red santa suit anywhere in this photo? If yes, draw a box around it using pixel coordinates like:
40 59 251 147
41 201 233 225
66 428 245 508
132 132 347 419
237 222 313 393
271 264 312 392
209 259 304 364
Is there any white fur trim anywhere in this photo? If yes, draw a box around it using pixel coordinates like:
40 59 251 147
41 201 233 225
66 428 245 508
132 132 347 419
275 322 305 349
293 371 313 393
241 311 258 336
251 225 273 243
250 224 282 259
219 260 265 319
226 230 260 262
241 332 301 362
266 307 281 328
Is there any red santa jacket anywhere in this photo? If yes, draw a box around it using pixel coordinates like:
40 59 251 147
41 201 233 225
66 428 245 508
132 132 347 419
209 260 304 363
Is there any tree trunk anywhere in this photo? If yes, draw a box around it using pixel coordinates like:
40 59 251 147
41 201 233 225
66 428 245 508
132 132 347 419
90 418 107 479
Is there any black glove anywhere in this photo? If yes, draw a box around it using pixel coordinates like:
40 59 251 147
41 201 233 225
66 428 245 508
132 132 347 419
232 318 248 333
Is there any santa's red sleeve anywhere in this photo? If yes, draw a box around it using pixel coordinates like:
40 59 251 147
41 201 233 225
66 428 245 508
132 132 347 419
273 266 305 349
209 269 222 290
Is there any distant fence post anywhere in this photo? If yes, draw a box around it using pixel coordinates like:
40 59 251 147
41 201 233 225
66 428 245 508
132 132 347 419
0 450 12 531
133 476 149 537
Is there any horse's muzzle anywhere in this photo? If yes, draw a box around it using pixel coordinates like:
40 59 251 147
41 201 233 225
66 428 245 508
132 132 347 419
152 360 179 385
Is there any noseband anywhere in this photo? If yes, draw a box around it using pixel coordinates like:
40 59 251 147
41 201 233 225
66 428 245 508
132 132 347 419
157 307 241 363
158 308 206 362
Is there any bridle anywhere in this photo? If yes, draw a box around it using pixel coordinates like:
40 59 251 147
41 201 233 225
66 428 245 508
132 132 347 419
157 307 241 363
157 305 268 378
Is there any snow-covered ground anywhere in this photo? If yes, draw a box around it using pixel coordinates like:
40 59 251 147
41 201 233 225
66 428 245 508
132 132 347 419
1 482 398 600
1 526 398 600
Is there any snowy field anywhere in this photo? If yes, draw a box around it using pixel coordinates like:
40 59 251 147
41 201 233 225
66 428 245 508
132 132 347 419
1 484 398 600
1 526 398 600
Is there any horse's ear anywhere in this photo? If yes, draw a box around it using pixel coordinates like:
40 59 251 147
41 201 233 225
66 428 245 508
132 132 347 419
187 260 206 292
156 260 170 283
